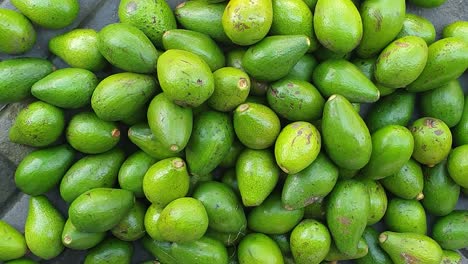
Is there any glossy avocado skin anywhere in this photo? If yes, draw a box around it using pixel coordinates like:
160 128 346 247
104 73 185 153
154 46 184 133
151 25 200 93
128 123 181 160
84 238 133 264
453 95 468 146
61 219 106 250
447 145 468 188
118 151 157 198
397 14 436 45
11 0 79 29
238 233 284 264
0 221 27 261
443 21 468 42
0 8 36 55
208 67 250 112
111 201 147 242
384 198 427 234
290 219 331 264
356 227 392 264
381 158 424 200
325 238 369 261
361 179 387 225
432 210 468 250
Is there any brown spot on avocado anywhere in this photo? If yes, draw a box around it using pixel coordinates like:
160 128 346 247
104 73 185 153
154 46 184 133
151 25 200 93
400 253 419 264
372 9 383 31
425 118 436 128
395 41 410 47
126 1 137 14
338 217 351 226
434 130 443 135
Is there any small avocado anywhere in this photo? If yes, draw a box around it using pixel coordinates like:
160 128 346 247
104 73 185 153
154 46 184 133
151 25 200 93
453 95 468 146
234 103 280 150
238 233 284 264
396 13 436 44
267 78 324 121
408 0 447 8
325 238 369 261
98 23 158 73
66 112 120 154
443 21 468 43
15 144 75 196
360 180 387 225
290 219 331 264
384 198 427 234
9 101 65 147
157 197 209 243
91 73 157 121
157 49 214 107
236 149 280 207
61 218 106 250
379 231 443 264
356 227 392 264
162 29 225 71
440 250 462 264
447 145 468 188
407 37 468 92
0 221 27 261
118 0 176 47
144 204 163 241
60 148 125 203
147 93 193 153
11 0 78 29
248 193 304 235
357 0 405 58
49 29 107 72
128 123 181 160
351 57 395 96
274 121 321 174
118 151 157 198
111 200 147 241
314 0 362 53
422 159 460 216
282 153 338 210
0 8 36 54
242 35 310 82
4 258 38 264
186 111 234 176
84 238 133 264
0 58 54 103
432 210 468 250
409 117 452 166
285 54 318 82
68 188 135 232
313 60 380 103
380 158 424 200
222 0 272 45
25 196 65 260
322 95 372 170
143 157 190 208
208 67 250 112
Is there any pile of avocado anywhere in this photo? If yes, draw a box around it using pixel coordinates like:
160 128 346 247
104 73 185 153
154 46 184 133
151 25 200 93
0 0 467 263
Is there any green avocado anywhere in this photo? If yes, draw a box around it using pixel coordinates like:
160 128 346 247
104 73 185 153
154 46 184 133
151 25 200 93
144 203 163 241
4 258 38 264
15 144 75 196
84 238 133 264
226 48 246 70
208 67 250 112
0 8 36 54
356 227 392 264
453 95 468 146
0 58 54 103
269 234 291 255
440 250 462 264
60 148 125 203
111 200 146 241
219 141 244 168
447 144 468 188
11 0 79 29
360 180 387 225
290 219 331 264
396 13 436 44
118 151 157 198
380 158 424 200
128 123 181 160
61 218 105 250
408 0 447 8
325 238 369 261
285 54 318 82
303 199 326 220
432 210 468 250
384 198 427 234
238 233 284 264
0 221 27 261
443 21 468 43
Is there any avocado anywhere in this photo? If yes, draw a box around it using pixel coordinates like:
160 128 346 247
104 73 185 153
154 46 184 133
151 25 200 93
238 233 284 264
143 157 190 208
409 117 452 166
314 45 352 62
157 197 209 243
242 35 310 82
11 0 79 29
396 13 436 44
447 144 468 188
25 196 65 260
325 238 369 261
9 101 65 147
357 0 405 58
0 58 54 103
111 200 146 241
379 231 443 264
49 29 107 71
0 221 27 261
84 238 133 264
408 0 447 8
380 158 424 200
322 95 372 170
98 23 159 73
248 193 304 235
453 95 468 146
157 49 214 107
313 60 380 103
234 103 280 150
118 0 176 48
226 48 246 70
290 219 331 264
118 151 157 198
91 73 157 121
208 67 250 112
314 0 363 53
61 219 105 250
440 250 462 264
384 198 427 234
360 180 387 225
326 180 369 255
186 111 234 176
267 78 324 121
220 169 239 194
407 37 468 92
421 80 464 128
144 203 163 241
432 210 468 250
269 234 291 255
236 149 280 206
274 121 321 174
163 29 225 71
15 144 75 196
285 54 318 82
222 0 272 45
356 227 392 264
443 21 468 43
0 8 36 54
174 1 230 44
422 159 460 216
374 36 428 88
60 148 125 203
68 188 135 232
4 258 38 264
128 123 181 160
282 153 338 210
31 68 98 109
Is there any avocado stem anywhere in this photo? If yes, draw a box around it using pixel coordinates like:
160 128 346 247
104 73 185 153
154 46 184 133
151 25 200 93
379 233 388 243
416 192 425 200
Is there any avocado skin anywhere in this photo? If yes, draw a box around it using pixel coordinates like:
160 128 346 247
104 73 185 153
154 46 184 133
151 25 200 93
356 227 392 264
381 158 424 200
61 219 106 250
118 151 157 198
432 210 468 250
396 14 436 44
0 8 36 54
128 123 181 160
453 95 468 146
237 233 284 264
11 0 79 29
84 238 133 264
0 221 27 261
384 198 427 234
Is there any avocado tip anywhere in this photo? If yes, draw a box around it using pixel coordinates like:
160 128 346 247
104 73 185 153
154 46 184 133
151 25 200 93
170 144 179 152
172 159 185 169
416 192 425 200
378 233 388 243
328 94 338 101
112 128 120 138
175 2 185 9
238 103 250 112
